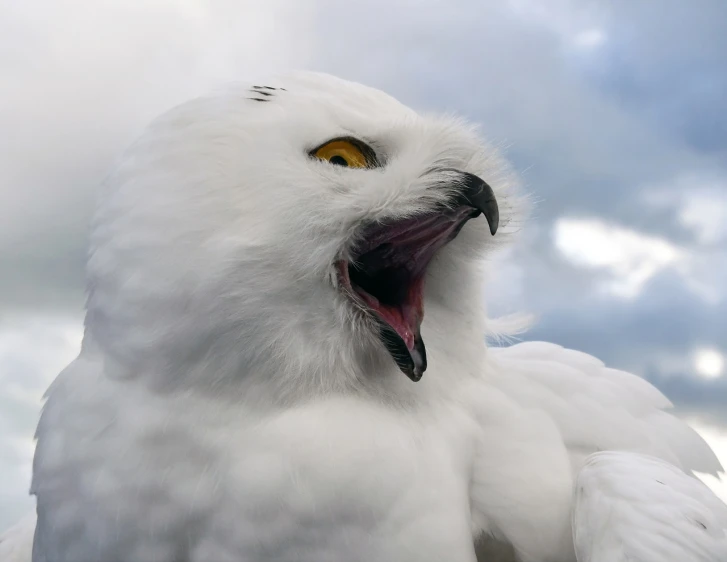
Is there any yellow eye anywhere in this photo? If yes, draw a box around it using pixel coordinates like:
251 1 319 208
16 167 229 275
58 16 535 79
312 138 376 169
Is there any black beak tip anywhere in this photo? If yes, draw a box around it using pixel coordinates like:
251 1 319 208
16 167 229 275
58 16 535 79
452 171 500 237
399 345 427 382
405 369 424 382
488 203 499 236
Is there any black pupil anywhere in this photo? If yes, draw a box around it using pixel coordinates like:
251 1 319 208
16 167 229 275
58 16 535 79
330 155 349 167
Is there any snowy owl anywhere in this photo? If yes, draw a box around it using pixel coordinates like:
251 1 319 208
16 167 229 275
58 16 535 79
10 72 727 562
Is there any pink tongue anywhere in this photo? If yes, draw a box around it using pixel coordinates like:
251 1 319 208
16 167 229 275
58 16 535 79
359 275 425 351
351 212 469 351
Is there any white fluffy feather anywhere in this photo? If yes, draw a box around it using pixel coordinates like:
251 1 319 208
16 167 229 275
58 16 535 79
5 72 725 562
473 342 726 561
574 451 727 561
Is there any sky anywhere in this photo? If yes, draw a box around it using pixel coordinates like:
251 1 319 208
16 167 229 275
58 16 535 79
1 0 726 532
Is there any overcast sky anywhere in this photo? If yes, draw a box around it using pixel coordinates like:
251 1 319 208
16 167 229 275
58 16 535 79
1 0 726 531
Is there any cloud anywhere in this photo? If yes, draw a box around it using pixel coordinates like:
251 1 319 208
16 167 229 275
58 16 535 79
553 218 683 298
693 349 725 380
680 194 727 246
642 175 727 246
0 315 83 531
585 0 727 156
572 29 607 49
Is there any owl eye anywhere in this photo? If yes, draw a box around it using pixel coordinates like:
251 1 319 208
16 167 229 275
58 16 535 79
311 138 378 169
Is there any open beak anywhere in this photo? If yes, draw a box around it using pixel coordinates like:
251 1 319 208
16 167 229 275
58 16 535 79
338 171 498 381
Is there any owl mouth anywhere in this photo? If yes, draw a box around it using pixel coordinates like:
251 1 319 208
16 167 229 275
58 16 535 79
337 176 498 382
338 209 480 381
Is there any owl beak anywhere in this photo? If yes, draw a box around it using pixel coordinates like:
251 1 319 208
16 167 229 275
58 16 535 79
337 170 498 382
448 170 499 236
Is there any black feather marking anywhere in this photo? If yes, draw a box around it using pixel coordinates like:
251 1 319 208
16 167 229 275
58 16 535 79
250 90 273 96
251 85 287 92
248 98 270 102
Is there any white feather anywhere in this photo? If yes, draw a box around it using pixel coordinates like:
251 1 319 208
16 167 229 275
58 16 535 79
488 342 721 475
468 341 726 561
574 451 727 561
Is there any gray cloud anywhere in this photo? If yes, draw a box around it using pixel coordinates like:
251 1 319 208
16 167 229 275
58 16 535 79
581 0 727 157
0 316 83 531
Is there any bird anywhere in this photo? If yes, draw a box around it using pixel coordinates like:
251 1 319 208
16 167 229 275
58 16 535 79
4 71 726 562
